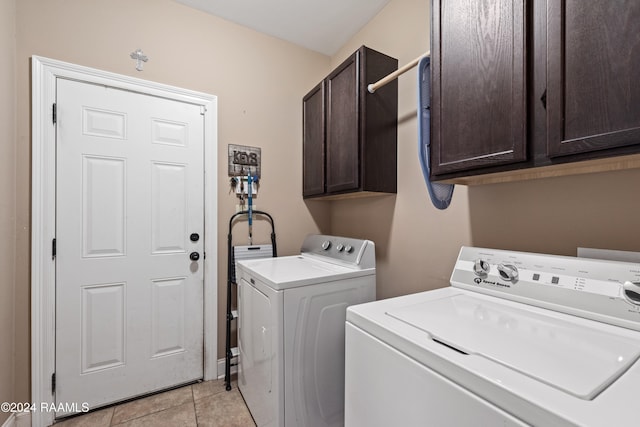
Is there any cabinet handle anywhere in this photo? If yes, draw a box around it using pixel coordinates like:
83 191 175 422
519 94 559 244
540 89 547 110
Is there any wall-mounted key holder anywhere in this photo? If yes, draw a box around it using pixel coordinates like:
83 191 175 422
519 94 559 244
228 144 261 178
228 145 261 213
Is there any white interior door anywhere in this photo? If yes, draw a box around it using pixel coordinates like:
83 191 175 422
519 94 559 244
55 77 205 415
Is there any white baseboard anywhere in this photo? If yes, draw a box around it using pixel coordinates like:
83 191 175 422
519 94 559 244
15 413 30 427
1 412 31 427
0 414 13 427
216 356 237 379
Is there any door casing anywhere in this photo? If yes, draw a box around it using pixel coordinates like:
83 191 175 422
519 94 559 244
31 56 218 427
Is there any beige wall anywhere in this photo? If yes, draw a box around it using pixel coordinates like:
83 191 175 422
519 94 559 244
329 0 472 299
15 0 331 402
468 168 640 255
0 0 16 423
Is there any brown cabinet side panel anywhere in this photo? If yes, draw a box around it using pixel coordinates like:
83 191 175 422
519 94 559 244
547 0 640 157
361 47 398 193
326 52 360 194
302 82 326 197
432 0 527 175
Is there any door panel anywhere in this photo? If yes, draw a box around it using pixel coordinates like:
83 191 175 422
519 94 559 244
302 82 326 197
56 78 204 414
547 0 640 157
151 278 187 358
82 156 126 257
431 0 527 175
81 283 125 373
326 52 360 193
151 162 188 253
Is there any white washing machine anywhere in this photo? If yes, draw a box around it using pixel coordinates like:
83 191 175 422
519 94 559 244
345 246 640 426
237 234 376 427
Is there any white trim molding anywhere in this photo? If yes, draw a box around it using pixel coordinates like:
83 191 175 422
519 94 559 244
217 356 238 380
31 56 218 427
1 412 31 427
1 413 14 427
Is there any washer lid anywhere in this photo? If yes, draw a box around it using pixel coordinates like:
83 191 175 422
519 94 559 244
386 294 640 400
237 255 374 290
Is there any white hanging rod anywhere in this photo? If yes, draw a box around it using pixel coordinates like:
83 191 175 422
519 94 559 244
367 51 430 93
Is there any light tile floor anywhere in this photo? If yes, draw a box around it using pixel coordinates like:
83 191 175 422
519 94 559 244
51 379 256 427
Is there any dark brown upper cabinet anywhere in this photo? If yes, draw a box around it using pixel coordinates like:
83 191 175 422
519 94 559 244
431 0 640 184
546 0 640 158
303 46 398 199
302 81 325 198
431 0 527 175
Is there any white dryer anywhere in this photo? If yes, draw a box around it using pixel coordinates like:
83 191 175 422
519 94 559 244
345 246 640 426
237 234 376 427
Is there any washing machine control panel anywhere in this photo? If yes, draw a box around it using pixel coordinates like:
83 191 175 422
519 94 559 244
453 246 640 331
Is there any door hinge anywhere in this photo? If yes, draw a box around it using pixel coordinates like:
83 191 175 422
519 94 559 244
52 103 57 124
51 372 56 393
540 89 547 110
52 238 56 259
200 105 206 115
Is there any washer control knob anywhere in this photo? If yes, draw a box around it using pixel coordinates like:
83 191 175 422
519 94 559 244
497 263 519 282
336 244 345 252
623 281 640 305
344 245 354 253
473 259 490 276
321 240 331 251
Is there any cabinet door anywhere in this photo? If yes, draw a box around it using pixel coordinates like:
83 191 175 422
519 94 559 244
302 82 326 197
431 0 527 175
326 52 360 193
547 1 640 157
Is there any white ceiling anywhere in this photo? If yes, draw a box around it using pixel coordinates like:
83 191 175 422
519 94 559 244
174 0 390 56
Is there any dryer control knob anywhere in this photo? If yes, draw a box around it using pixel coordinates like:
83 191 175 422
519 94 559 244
336 244 345 252
497 263 519 282
623 281 640 305
321 240 331 250
344 245 354 253
473 259 490 276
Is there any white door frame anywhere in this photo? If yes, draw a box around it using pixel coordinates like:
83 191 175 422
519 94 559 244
31 56 218 427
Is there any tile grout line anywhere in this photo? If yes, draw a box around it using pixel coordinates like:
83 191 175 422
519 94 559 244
111 385 194 426
191 383 199 426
